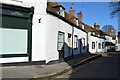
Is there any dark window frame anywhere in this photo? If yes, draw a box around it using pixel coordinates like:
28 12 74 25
102 42 104 49
92 42 95 49
98 43 101 49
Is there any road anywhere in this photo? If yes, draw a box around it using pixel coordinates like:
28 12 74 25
56 54 120 79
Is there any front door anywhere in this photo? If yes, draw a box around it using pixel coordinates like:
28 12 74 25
68 33 72 57
57 31 65 59
80 39 82 53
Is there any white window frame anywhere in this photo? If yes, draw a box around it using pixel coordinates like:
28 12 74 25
74 35 78 49
57 31 65 51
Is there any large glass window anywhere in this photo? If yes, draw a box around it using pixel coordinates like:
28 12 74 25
0 28 28 55
57 31 65 51
0 4 33 59
74 35 78 49
92 42 95 49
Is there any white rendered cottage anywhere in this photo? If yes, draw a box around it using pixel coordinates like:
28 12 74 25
0 1 88 64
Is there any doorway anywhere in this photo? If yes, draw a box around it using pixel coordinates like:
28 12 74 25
68 33 72 57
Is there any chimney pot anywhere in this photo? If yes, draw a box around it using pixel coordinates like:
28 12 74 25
72 3 74 10
77 11 82 22
69 3 75 16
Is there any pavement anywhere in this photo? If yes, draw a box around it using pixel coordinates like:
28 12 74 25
0 53 102 79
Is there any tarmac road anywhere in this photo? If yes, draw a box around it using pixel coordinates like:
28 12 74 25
57 54 120 80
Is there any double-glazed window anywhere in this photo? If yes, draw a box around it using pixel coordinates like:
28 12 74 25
74 35 78 49
98 43 101 49
92 42 95 49
57 31 65 51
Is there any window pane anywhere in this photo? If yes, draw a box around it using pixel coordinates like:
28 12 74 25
92 42 95 49
74 35 78 48
58 43 64 50
58 34 64 42
58 32 64 50
0 28 28 54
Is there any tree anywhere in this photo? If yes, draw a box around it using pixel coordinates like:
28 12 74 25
102 25 116 36
109 0 120 17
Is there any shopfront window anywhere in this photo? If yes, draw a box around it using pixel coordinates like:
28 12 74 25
0 28 28 54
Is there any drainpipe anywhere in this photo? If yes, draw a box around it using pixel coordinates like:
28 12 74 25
96 41 98 53
72 26 74 57
87 32 89 53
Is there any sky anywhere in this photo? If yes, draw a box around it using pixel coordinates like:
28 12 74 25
59 2 119 34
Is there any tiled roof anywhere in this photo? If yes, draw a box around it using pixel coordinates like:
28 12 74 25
84 24 95 32
47 2 65 10
47 1 117 39
65 12 76 25
47 2 77 25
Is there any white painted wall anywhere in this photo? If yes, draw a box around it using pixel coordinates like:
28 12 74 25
46 13 88 63
73 27 87 55
46 14 73 63
105 35 112 42
88 33 105 53
97 38 105 53
0 57 28 63
24 0 47 61
117 44 120 51
0 0 47 63
88 31 106 54
1 0 47 7
115 37 120 51
88 34 99 53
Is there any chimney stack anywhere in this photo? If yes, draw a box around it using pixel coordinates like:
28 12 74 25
94 23 100 30
72 3 74 10
69 3 75 16
77 11 82 22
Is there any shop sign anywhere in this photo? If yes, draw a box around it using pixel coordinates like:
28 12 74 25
1 9 30 18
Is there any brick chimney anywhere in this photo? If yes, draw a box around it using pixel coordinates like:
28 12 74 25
77 11 82 22
69 3 75 16
94 23 100 30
